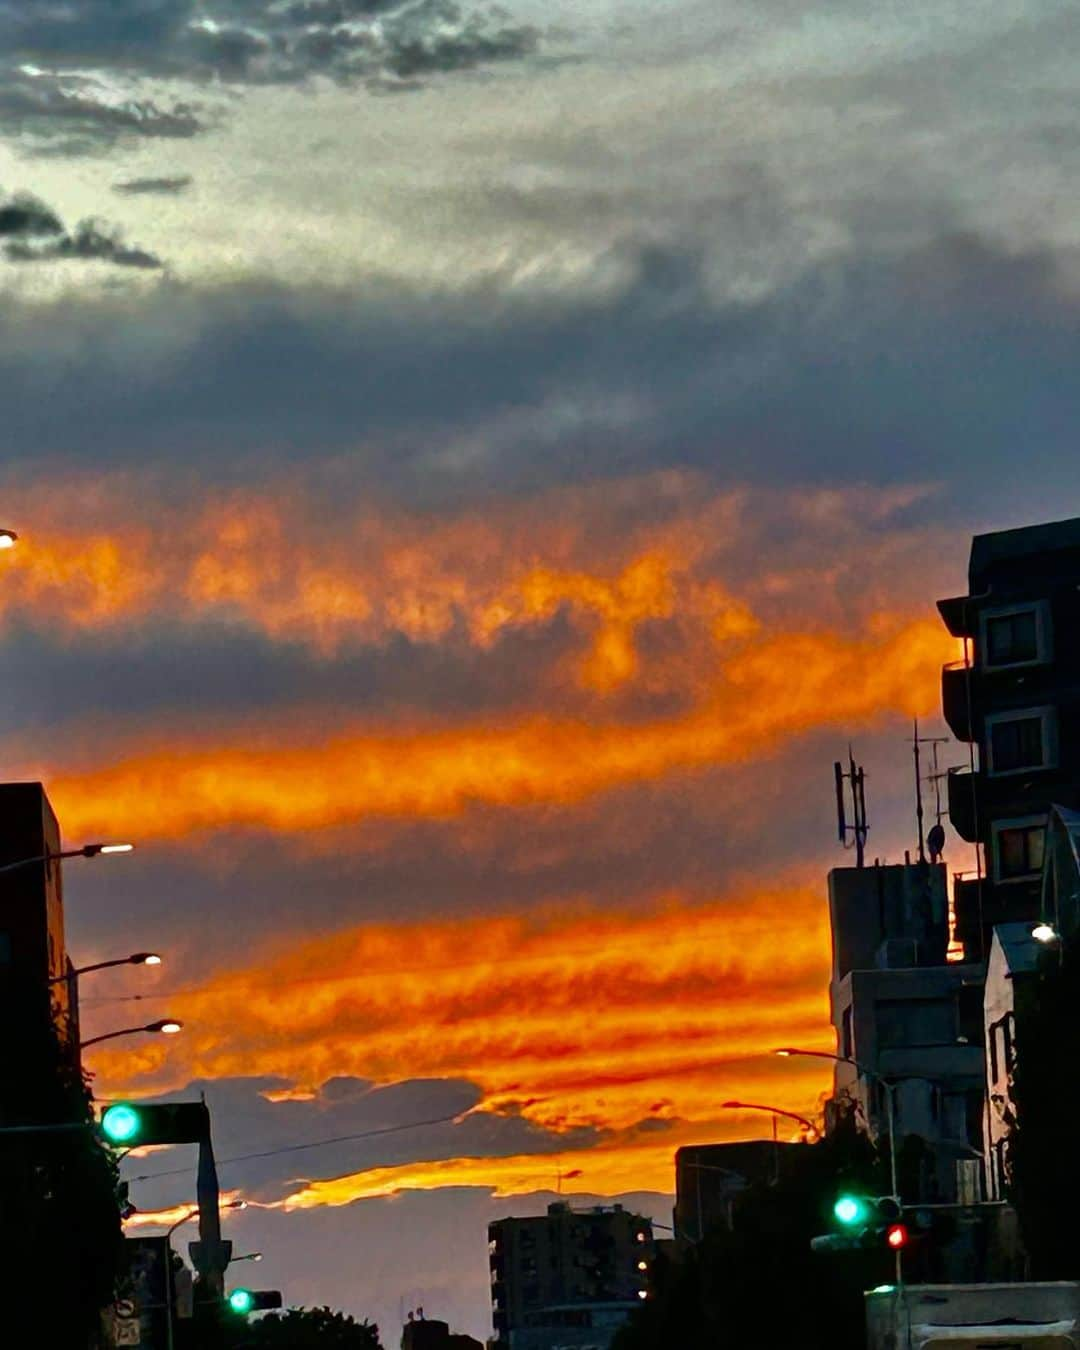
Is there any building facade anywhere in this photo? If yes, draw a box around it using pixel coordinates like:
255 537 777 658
488 1204 652 1350
827 861 985 1201
939 515 1080 961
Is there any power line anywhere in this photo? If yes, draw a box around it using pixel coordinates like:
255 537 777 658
127 1109 467 1183
80 966 394 1005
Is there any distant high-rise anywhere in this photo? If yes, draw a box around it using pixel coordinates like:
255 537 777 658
939 515 1080 959
488 1203 653 1350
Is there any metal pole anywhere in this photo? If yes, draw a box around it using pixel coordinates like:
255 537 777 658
886 1081 898 1200
887 1083 901 1284
771 1112 779 1185
166 1246 175 1350
0 1121 87 1135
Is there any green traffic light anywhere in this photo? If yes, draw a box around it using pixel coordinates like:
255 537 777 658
101 1103 141 1144
833 1194 869 1226
229 1289 255 1315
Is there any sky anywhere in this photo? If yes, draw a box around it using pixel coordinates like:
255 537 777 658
1 0 1079 1339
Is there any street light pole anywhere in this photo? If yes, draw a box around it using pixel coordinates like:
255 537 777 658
0 842 134 875
721 1101 818 1185
80 1018 182 1049
774 1048 899 1200
48 953 161 985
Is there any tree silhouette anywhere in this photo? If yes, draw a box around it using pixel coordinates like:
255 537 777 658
223 1305 384 1349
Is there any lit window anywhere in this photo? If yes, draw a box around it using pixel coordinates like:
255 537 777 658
997 823 1045 879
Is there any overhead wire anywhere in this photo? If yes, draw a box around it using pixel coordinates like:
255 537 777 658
127 1109 469 1183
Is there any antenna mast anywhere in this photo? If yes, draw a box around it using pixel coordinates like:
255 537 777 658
834 747 869 868
912 721 950 862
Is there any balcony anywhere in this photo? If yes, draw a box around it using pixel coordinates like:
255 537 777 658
947 769 980 842
942 662 976 741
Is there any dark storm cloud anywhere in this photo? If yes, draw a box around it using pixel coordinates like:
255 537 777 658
0 190 161 266
1 227 1079 515
112 173 193 194
0 192 63 236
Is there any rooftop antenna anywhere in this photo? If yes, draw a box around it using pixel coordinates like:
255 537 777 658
834 746 869 868
911 721 950 863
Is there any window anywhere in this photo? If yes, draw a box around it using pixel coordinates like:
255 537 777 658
999 824 1045 878
841 1006 853 1061
956 983 983 1043
986 708 1055 775
993 816 1047 882
990 715 1043 772
980 602 1049 669
985 610 1039 666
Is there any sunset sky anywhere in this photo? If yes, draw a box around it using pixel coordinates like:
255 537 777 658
2 0 1079 1338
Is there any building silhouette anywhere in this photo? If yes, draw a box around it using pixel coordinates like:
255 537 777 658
488 1203 653 1350
939 514 1080 960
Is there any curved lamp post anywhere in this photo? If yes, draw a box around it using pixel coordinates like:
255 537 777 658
49 953 161 986
721 1100 817 1137
166 1199 246 1241
774 1047 898 1199
81 1018 182 1050
0 842 134 876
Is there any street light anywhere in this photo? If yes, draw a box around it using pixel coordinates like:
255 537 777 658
1032 923 1059 944
49 952 161 985
721 1100 818 1137
232 1253 263 1264
166 1199 247 1241
0 842 134 876
0 530 17 550
774 1047 899 1201
80 1018 182 1050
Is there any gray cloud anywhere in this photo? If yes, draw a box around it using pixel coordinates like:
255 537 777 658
0 225 1077 511
124 1075 598 1206
0 69 204 154
0 0 545 122
0 192 63 237
112 173 193 194
0 190 161 266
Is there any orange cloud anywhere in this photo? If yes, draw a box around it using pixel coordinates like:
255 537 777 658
40 611 952 841
91 879 833 1140
122 1189 245 1230
278 1131 747 1209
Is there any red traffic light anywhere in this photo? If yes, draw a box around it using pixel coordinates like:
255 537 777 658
886 1224 909 1250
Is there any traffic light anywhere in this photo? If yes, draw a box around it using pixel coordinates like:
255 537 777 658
227 1289 283 1315
833 1193 872 1227
99 1101 210 1147
885 1223 909 1251
811 1194 905 1254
